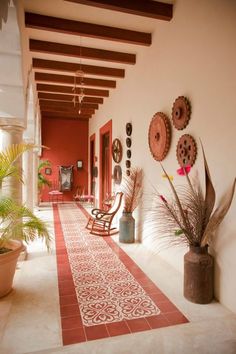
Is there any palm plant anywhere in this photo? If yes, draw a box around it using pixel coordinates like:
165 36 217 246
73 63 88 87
38 159 51 192
0 143 51 252
0 143 34 186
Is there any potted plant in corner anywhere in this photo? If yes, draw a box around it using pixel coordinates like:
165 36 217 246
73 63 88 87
119 167 143 243
38 159 51 203
0 143 51 297
154 144 235 304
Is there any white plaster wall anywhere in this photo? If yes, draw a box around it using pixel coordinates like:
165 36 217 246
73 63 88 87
0 6 25 120
89 0 236 313
0 2 26 214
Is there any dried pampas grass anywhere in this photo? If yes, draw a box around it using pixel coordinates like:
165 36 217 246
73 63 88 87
121 167 143 213
156 144 235 247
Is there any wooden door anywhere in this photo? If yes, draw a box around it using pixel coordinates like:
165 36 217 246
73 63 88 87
102 132 110 202
99 120 112 208
90 135 95 195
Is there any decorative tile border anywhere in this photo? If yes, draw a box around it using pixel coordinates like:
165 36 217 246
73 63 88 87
53 203 188 346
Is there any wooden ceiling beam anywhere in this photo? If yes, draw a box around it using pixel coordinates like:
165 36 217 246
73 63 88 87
35 72 116 88
40 105 95 115
25 12 151 46
65 0 173 21
30 39 136 64
81 96 103 104
41 111 91 120
39 99 99 110
33 58 125 78
37 83 109 97
38 92 104 104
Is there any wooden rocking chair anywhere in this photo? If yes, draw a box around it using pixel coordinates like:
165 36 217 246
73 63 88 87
85 192 123 236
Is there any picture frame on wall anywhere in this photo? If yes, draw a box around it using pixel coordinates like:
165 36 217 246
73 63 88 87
77 160 83 169
45 167 52 175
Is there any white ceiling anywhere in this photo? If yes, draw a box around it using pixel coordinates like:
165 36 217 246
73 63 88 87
0 0 174 120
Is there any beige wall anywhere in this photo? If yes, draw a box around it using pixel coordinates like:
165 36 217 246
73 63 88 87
89 0 236 313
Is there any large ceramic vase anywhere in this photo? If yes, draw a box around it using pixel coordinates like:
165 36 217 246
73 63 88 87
119 212 135 243
0 240 24 297
184 245 214 304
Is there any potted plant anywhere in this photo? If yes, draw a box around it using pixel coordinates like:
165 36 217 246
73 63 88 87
38 159 51 203
119 167 143 243
0 143 51 297
154 144 235 303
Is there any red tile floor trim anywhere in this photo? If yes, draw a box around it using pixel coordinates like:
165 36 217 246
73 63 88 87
53 203 188 346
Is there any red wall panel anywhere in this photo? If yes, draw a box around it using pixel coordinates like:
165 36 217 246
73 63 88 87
40 117 88 202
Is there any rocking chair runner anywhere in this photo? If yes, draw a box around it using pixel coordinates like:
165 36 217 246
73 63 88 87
86 192 123 236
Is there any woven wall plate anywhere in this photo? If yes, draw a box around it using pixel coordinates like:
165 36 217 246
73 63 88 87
126 123 132 136
172 96 191 130
126 137 132 148
176 134 197 167
148 112 171 161
113 165 122 184
126 160 131 168
127 149 131 159
112 138 123 163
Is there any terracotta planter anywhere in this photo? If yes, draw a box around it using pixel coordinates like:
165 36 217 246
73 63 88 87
119 212 135 243
0 240 24 298
184 245 214 304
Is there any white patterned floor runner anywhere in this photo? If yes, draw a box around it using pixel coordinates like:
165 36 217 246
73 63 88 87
58 203 160 326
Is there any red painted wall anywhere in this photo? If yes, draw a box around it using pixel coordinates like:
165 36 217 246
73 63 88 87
40 117 88 202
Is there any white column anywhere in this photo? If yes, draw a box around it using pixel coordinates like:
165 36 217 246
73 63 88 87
0 123 24 204
33 150 40 207
22 138 34 210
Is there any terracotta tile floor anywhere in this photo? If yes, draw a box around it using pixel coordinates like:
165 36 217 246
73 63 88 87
53 203 188 346
1 204 235 354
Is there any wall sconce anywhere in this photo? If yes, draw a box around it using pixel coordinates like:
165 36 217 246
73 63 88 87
77 160 83 169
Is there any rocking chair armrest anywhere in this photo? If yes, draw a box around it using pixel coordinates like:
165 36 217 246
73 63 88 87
95 211 113 220
91 208 106 216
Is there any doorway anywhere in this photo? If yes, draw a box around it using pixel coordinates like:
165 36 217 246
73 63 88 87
90 134 95 196
99 120 112 208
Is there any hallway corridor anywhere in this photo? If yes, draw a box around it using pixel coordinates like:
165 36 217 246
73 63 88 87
0 204 236 354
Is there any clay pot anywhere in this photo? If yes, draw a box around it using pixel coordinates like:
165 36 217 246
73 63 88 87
0 240 24 297
184 245 214 304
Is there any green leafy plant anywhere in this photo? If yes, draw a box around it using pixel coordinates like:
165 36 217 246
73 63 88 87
121 167 143 213
155 145 235 247
0 143 35 186
38 160 51 191
0 144 51 252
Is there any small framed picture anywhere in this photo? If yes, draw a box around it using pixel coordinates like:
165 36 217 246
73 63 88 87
45 167 52 175
77 160 83 169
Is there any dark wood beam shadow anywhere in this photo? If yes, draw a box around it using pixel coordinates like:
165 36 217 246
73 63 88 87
40 105 95 115
41 111 91 120
35 72 116 88
38 92 104 104
37 83 109 97
39 99 99 110
65 0 173 21
25 12 151 46
30 39 136 64
33 58 125 78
